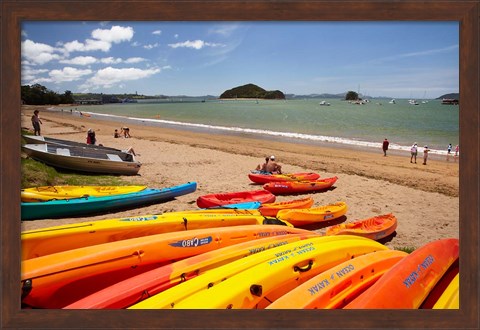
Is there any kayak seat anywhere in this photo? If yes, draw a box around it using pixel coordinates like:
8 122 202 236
107 153 123 161
56 148 71 156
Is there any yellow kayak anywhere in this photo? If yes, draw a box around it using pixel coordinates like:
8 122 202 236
276 201 347 226
21 185 147 202
22 212 291 260
129 235 387 309
433 273 459 309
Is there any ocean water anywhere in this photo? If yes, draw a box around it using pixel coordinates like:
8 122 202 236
63 98 459 156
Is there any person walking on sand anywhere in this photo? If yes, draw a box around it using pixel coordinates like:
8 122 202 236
265 155 282 174
454 144 459 161
31 110 43 136
446 143 452 161
410 143 418 163
120 127 131 138
423 145 430 165
382 138 389 156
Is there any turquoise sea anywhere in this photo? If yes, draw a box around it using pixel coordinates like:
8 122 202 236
62 98 459 156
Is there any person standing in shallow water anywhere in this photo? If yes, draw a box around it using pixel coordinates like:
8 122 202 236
31 110 43 136
382 138 389 156
423 145 430 165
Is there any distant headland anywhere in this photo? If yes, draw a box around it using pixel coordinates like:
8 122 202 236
219 83 285 100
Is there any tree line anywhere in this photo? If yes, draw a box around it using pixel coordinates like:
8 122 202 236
21 84 75 105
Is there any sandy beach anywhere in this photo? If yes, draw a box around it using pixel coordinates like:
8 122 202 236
20 105 459 249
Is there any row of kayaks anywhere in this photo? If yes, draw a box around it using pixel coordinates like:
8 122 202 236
21 221 459 309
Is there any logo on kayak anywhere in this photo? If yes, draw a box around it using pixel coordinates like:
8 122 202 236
169 236 213 248
119 215 159 222
324 214 335 220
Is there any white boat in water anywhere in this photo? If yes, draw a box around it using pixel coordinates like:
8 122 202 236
389 99 396 104
319 100 331 106
22 143 142 175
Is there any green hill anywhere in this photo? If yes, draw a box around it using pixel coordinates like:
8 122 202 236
219 83 285 99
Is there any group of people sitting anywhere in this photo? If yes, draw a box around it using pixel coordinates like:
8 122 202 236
114 127 131 138
255 155 282 174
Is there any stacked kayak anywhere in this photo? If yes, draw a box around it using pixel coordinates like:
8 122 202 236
21 185 147 202
21 225 309 308
263 176 338 195
21 182 197 220
248 172 320 184
196 189 275 208
326 213 398 241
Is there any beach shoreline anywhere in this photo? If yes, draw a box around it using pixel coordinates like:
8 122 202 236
20 105 459 249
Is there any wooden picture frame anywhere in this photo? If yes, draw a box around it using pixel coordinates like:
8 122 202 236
1 0 478 328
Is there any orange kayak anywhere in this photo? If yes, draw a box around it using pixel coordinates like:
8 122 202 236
267 249 407 309
21 225 306 308
325 213 398 241
248 172 320 184
276 201 347 226
64 232 317 309
344 238 459 309
258 197 314 217
263 176 337 195
196 189 275 208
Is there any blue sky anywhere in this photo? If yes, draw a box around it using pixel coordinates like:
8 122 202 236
21 21 459 98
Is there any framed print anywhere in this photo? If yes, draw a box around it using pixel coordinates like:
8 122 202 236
1 0 478 329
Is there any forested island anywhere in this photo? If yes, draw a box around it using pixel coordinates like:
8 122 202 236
219 83 285 100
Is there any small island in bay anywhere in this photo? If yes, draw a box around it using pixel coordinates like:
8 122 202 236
219 83 285 100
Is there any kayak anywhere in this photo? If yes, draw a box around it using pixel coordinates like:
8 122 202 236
263 176 338 195
344 238 459 309
432 273 459 309
22 211 292 260
21 225 304 308
325 213 398 241
64 232 317 309
267 249 407 309
248 172 320 184
258 197 314 217
21 185 147 202
21 182 197 220
276 201 347 226
196 189 276 208
149 236 388 309
129 235 387 309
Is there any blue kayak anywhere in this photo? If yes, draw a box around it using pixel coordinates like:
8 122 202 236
21 182 197 220
207 201 261 209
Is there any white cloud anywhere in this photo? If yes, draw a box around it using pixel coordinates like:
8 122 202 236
369 45 459 64
143 43 159 49
174 34 179 39
21 39 62 65
22 30 28 37
152 30 162 35
124 57 146 64
208 24 240 37
168 40 224 50
49 67 93 83
60 56 97 65
83 66 161 89
131 41 141 47
100 57 123 64
91 25 134 44
22 66 49 81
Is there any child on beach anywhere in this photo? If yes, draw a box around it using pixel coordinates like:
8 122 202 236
114 129 120 138
423 145 430 165
31 110 43 136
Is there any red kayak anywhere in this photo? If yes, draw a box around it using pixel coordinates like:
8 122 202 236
196 189 276 208
248 172 320 184
263 176 338 195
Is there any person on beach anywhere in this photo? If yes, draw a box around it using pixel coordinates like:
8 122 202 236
410 143 418 163
446 143 452 161
454 145 459 161
120 127 131 138
255 157 270 173
114 129 120 138
265 155 282 174
86 128 96 145
423 145 430 165
31 110 43 136
382 138 389 156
